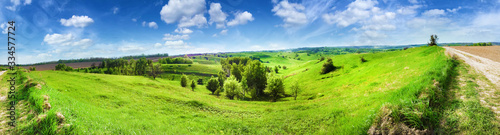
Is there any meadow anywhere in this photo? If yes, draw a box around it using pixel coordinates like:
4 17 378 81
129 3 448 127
5 46 496 134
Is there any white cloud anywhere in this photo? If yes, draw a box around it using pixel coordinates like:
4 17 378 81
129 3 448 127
423 9 446 17
112 7 119 14
148 22 158 29
174 28 193 34
220 29 228 35
473 12 500 27
272 0 307 27
118 45 146 52
408 0 418 4
154 43 163 48
322 0 378 27
60 15 94 28
178 14 207 28
396 5 421 15
446 6 461 13
132 18 137 22
1 22 9 34
227 11 254 26
163 33 189 40
142 21 146 26
164 40 190 49
209 3 228 29
43 33 93 49
160 0 206 28
6 0 31 11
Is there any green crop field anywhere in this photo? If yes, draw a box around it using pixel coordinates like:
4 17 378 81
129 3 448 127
4 46 485 134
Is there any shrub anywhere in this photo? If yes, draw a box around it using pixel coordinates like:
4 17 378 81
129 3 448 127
190 80 196 91
180 74 188 87
360 56 367 63
274 66 279 73
224 76 241 100
206 76 219 94
283 66 287 69
320 58 335 74
266 74 285 102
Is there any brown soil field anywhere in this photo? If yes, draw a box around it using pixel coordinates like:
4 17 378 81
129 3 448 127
21 56 169 71
449 46 500 63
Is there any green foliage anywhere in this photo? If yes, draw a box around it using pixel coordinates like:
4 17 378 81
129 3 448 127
180 74 188 87
230 63 242 81
224 76 241 100
55 64 73 71
290 81 301 100
428 35 438 46
274 66 279 73
135 57 151 75
206 76 219 94
471 42 493 46
150 64 162 79
190 80 196 91
158 57 193 64
320 58 335 74
266 74 285 102
217 71 227 90
243 60 267 98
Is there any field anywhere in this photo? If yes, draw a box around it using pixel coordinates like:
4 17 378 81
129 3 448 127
1 46 477 134
448 46 500 63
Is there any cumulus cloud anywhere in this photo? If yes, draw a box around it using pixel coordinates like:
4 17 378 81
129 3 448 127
408 0 418 4
6 0 32 11
178 14 207 28
160 0 206 28
43 33 93 49
148 22 158 29
174 28 193 34
220 29 228 35
60 15 94 28
322 0 378 27
446 6 461 13
397 5 421 15
163 34 189 40
209 3 228 29
1 22 9 34
423 9 446 17
227 11 254 26
272 0 308 27
164 40 190 49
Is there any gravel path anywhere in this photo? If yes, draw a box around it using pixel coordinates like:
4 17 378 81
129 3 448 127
444 47 500 87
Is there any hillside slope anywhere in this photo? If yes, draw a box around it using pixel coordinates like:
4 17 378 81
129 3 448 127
12 46 453 134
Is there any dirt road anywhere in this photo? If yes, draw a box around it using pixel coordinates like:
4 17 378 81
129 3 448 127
444 47 500 87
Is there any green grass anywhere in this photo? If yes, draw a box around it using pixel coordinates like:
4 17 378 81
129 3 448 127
11 46 457 134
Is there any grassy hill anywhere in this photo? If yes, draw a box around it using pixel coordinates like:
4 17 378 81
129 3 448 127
7 46 461 134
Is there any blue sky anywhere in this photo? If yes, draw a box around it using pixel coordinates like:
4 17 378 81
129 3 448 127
1 0 500 64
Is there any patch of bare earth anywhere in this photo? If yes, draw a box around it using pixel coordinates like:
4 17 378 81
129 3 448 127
444 47 500 118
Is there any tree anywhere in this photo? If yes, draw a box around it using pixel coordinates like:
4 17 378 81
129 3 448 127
180 74 188 87
135 57 149 75
243 60 267 99
266 74 285 102
217 71 227 91
320 58 335 74
149 64 162 79
190 80 196 91
206 76 219 94
230 63 242 81
274 66 279 73
290 81 301 100
224 76 241 100
428 35 438 46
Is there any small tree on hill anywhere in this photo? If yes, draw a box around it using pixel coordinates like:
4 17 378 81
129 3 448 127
320 58 335 74
428 35 438 46
150 64 162 79
290 81 301 100
266 74 285 102
206 76 220 94
190 80 196 91
180 74 188 87
217 71 227 91
274 66 279 73
224 76 241 100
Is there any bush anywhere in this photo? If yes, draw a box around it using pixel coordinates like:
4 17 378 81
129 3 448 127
206 76 219 94
180 74 188 87
290 81 301 100
360 56 367 63
320 58 335 74
266 74 285 102
224 76 241 100
190 80 196 91
283 66 287 69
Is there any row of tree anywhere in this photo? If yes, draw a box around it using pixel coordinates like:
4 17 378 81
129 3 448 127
158 57 193 64
469 42 493 46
